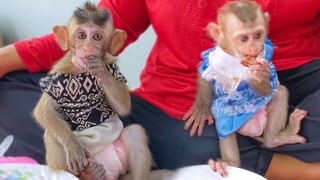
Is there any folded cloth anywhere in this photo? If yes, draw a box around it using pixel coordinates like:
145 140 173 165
0 156 39 164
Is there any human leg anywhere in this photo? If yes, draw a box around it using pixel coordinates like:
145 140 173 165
121 94 220 170
266 153 320 180
264 60 320 179
0 70 46 164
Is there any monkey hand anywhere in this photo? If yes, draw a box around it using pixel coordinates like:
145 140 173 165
246 56 272 96
240 56 259 67
183 104 214 137
65 141 90 175
208 159 229 177
86 56 111 85
247 56 269 83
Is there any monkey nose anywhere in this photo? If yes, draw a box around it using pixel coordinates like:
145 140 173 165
83 45 93 52
248 49 259 57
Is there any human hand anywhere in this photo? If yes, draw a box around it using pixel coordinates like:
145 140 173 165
183 104 214 137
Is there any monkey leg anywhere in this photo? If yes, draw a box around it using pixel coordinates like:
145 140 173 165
44 132 68 171
219 133 240 167
263 85 306 148
208 133 240 177
119 124 154 180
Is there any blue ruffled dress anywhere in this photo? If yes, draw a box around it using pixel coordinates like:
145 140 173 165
200 39 279 140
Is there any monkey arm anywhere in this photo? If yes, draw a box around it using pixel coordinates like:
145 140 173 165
33 93 89 173
250 77 272 96
101 75 131 117
183 75 214 137
247 58 272 96
194 76 213 113
33 93 79 147
219 133 241 167
86 57 131 117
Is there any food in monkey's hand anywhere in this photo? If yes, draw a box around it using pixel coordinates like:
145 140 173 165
240 56 259 67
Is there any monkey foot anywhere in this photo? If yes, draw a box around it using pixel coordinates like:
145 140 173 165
79 163 106 180
287 108 307 134
208 159 229 177
263 109 307 148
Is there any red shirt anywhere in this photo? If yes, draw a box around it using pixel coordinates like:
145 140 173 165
14 0 320 120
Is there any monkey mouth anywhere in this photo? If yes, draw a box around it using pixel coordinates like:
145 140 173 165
81 55 100 60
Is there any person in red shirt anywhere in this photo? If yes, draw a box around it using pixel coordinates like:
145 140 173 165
0 0 320 179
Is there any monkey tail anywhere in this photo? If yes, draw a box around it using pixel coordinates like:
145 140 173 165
120 124 154 180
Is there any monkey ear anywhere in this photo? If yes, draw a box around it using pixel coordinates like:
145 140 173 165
53 25 69 51
264 12 270 23
206 22 221 41
109 29 127 55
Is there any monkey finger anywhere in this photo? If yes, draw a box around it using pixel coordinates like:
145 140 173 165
87 56 102 63
249 65 270 74
86 63 101 72
256 56 268 65
80 157 89 172
68 162 79 175
197 118 206 137
183 106 195 120
94 164 106 180
216 162 228 177
207 116 214 125
190 121 200 137
208 159 217 171
87 163 105 180
85 150 91 159
88 68 105 77
184 116 195 130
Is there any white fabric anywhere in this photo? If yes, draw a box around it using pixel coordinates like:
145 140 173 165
201 47 248 94
73 115 123 156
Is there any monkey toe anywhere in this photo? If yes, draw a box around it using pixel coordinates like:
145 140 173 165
288 109 307 134
79 163 106 180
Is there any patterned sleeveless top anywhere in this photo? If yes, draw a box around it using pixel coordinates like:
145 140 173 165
39 63 126 131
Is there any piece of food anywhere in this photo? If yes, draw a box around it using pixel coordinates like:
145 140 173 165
240 56 258 67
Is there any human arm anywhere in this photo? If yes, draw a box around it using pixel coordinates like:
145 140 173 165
98 0 151 54
0 45 26 77
0 34 65 77
0 0 151 77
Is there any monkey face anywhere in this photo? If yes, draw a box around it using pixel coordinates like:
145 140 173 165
225 14 267 59
212 8 268 60
72 23 110 68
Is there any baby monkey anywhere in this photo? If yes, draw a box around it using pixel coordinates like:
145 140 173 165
186 0 307 176
33 2 152 180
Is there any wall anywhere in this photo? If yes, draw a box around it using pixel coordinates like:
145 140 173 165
0 0 155 89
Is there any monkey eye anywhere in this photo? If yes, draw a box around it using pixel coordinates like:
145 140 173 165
255 32 262 39
93 34 102 41
77 32 86 39
240 35 249 42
